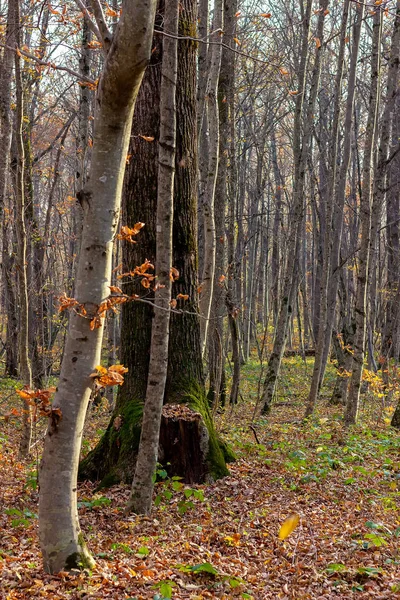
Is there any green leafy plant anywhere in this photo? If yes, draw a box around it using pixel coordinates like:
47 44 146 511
5 507 37 528
152 580 176 599
326 563 347 575
77 496 111 510
176 562 247 590
154 472 206 515
110 542 133 554
24 469 38 491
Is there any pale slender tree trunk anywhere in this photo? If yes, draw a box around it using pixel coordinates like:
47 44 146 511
270 130 282 326
261 0 328 413
127 0 178 516
0 0 17 378
198 0 223 356
317 1 365 402
304 0 349 416
38 0 156 573
370 0 400 389
345 9 382 425
13 0 33 456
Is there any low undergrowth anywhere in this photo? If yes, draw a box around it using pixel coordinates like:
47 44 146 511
1 355 400 598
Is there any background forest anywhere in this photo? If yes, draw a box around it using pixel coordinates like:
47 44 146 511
1 0 400 597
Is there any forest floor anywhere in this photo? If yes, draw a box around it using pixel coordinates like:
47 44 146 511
0 356 400 600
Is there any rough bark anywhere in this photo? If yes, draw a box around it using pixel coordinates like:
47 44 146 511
0 0 17 377
127 0 178 516
79 0 231 487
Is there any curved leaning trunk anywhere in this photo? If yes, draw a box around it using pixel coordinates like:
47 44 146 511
38 0 157 574
39 107 134 573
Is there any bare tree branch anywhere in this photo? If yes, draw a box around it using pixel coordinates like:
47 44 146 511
89 0 113 51
0 43 96 84
73 0 104 49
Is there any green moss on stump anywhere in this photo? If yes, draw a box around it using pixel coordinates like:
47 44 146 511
176 381 230 480
80 380 234 487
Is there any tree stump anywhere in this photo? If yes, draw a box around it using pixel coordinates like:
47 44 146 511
159 404 210 484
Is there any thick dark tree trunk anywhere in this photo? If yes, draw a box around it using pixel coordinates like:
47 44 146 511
80 0 231 487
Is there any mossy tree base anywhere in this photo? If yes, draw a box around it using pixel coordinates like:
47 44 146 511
79 381 232 488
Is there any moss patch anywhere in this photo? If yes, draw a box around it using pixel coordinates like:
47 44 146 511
64 535 95 572
80 381 233 487
177 381 231 480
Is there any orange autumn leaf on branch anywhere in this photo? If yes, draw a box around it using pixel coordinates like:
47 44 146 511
105 3 119 16
170 267 180 281
109 285 123 294
16 386 59 418
58 292 84 313
90 364 128 388
117 222 145 243
16 388 37 401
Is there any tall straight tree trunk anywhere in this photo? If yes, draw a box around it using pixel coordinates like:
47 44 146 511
0 0 14 225
345 8 382 425
0 0 17 377
208 35 231 407
13 0 33 456
305 0 350 416
317 1 365 404
270 130 282 326
261 0 328 414
368 1 400 361
371 0 400 386
198 0 224 355
304 0 364 414
38 0 157 573
127 0 178 516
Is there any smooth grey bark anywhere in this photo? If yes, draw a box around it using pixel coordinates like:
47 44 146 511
127 0 178 516
316 1 365 406
345 8 382 425
198 0 223 356
39 0 157 573
270 130 283 326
